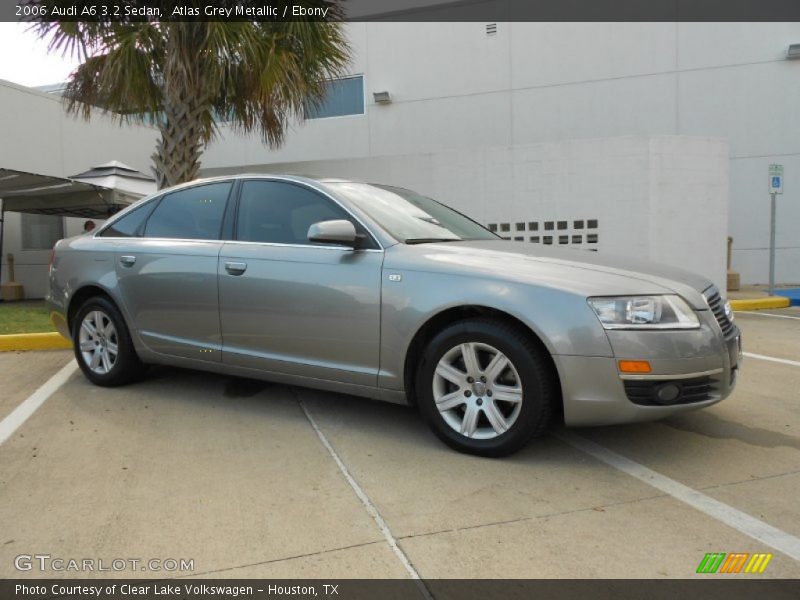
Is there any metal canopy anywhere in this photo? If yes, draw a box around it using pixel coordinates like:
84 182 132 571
71 160 154 182
0 168 137 218
0 165 153 294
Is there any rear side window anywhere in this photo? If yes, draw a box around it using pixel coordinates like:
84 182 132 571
144 182 232 240
236 181 354 245
100 202 154 237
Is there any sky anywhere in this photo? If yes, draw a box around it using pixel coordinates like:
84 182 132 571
0 23 80 87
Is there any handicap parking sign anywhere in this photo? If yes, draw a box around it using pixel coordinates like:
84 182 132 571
769 164 783 194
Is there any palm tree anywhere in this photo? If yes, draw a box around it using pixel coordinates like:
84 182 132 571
32 3 350 189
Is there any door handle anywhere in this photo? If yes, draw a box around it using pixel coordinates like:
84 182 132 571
119 255 136 267
225 261 247 275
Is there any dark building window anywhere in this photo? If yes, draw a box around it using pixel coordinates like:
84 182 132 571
305 76 365 119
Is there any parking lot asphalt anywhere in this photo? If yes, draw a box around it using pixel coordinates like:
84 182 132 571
0 350 72 423
0 307 799 580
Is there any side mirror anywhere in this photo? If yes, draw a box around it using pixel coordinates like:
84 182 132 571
307 219 358 247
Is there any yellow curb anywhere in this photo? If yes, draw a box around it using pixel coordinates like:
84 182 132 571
0 332 72 352
729 296 791 311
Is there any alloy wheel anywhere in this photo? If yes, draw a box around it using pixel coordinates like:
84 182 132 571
78 310 119 375
432 342 523 439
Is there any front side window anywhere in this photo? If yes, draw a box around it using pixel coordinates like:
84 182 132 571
325 182 498 244
237 181 354 246
144 182 232 240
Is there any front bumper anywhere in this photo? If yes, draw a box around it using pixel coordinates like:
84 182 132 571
556 317 741 427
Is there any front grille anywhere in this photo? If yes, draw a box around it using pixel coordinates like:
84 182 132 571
704 286 736 338
625 375 720 406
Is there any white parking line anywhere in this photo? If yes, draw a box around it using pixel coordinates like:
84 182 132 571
735 311 800 321
0 361 77 447
743 352 800 368
297 395 433 598
557 431 800 562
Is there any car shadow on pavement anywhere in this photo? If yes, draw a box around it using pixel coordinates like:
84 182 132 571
662 411 800 450
67 364 619 466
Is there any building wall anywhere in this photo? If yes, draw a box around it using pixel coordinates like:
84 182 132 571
203 22 800 285
0 213 88 299
0 79 159 298
0 80 157 177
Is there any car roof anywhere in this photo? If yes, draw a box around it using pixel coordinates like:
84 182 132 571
152 175 395 200
177 173 364 187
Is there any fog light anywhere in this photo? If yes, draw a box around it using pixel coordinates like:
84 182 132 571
618 360 652 373
655 383 681 404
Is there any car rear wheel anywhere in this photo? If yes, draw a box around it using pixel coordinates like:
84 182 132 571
72 296 145 387
416 318 556 457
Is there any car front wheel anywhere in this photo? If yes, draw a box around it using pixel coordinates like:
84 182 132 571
416 319 557 457
72 296 145 387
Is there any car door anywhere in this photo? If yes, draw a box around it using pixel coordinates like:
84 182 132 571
219 179 383 386
113 181 234 361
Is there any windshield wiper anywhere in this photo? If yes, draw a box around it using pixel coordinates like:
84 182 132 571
404 237 463 245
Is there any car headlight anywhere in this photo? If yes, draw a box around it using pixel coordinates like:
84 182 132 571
587 295 700 330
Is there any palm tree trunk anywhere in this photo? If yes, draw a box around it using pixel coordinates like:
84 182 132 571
151 91 206 189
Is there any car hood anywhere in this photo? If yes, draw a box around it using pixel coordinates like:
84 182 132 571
387 240 713 309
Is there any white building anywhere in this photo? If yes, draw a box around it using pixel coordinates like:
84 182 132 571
1 22 799 298
201 22 800 287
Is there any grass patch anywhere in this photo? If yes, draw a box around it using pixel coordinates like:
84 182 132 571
0 300 55 334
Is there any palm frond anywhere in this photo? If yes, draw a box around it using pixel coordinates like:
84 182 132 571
28 1 352 185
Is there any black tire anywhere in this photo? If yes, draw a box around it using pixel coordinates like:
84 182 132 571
72 296 145 387
416 318 557 457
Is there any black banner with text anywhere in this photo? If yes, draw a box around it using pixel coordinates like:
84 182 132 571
3 579 800 600
6 0 800 23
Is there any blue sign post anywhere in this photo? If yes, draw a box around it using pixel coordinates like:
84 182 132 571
767 164 784 295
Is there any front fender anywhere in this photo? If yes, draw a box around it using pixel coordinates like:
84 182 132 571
379 269 612 391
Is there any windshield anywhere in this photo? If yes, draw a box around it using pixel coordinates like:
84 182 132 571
325 182 499 243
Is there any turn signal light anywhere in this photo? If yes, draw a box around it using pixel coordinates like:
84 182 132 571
618 360 652 374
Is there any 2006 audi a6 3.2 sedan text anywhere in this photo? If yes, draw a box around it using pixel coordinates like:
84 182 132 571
47 175 742 456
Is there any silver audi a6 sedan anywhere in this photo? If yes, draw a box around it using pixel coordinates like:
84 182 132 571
47 175 742 456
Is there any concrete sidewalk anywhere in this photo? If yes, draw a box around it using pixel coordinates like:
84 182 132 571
1 309 800 579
